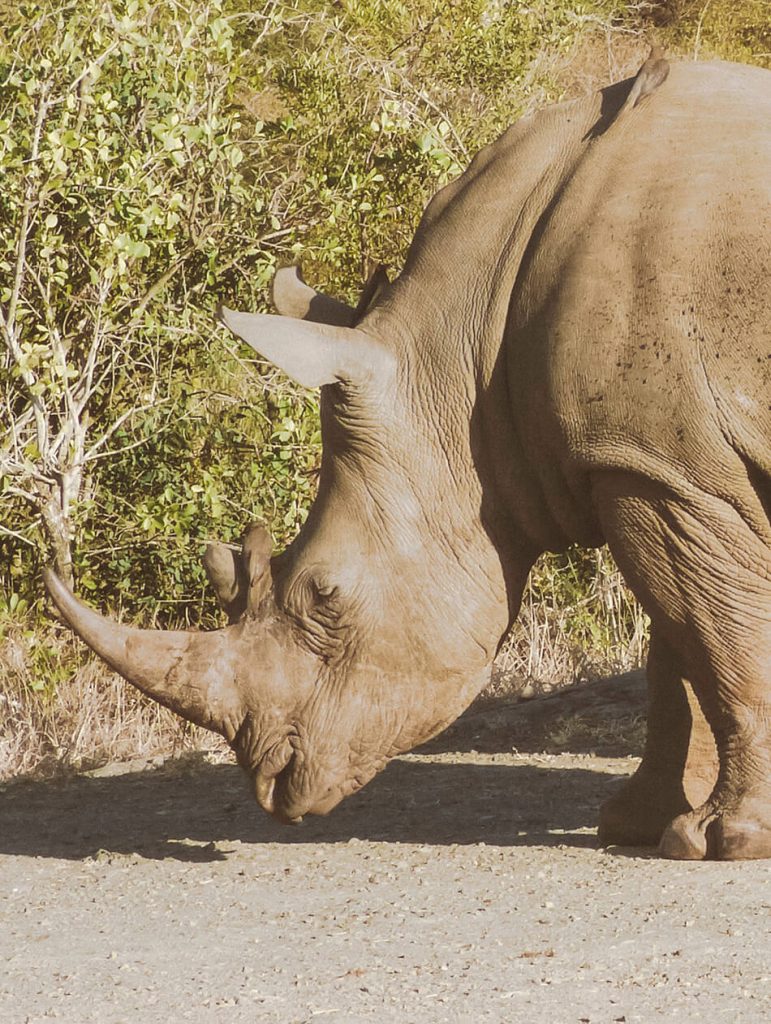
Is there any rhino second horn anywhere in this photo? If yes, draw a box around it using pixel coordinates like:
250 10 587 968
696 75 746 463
43 569 244 739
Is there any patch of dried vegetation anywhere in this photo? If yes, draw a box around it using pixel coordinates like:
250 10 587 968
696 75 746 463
488 552 649 704
0 621 227 782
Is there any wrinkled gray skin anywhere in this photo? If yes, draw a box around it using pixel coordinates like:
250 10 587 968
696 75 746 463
46 61 771 859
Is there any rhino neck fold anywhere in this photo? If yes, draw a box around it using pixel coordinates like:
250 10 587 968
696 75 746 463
43 569 243 738
364 105 594 574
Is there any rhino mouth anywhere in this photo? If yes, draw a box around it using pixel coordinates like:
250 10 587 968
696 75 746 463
256 759 343 823
254 744 377 824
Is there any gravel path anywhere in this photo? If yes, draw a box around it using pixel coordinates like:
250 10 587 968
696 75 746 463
1 676 769 1024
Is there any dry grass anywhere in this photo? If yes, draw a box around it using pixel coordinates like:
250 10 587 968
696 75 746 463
485 550 649 703
0 621 227 782
543 711 647 755
552 26 661 100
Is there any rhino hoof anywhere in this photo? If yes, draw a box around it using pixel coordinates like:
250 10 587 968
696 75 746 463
658 813 708 860
660 798 771 860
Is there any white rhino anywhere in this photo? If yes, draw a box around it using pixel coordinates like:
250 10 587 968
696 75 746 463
46 60 771 860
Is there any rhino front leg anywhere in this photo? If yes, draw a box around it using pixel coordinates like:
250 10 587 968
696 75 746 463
598 630 717 847
596 473 771 860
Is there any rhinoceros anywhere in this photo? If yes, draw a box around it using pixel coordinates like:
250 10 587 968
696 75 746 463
45 60 770 860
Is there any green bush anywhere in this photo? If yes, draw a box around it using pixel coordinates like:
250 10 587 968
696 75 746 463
0 0 319 621
1 0 630 622
646 1 770 66
1 0 768 650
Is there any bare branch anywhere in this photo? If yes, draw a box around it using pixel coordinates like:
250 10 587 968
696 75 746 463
4 90 48 335
0 472 47 502
24 260 83 466
0 87 52 464
77 278 113 414
126 254 191 332
83 397 172 464
60 37 122 102
0 522 37 548
1 404 36 454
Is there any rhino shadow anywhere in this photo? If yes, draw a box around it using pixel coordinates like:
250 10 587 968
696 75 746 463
419 672 647 756
0 755 627 862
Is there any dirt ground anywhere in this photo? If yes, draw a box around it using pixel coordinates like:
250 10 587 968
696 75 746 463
1 673 769 1024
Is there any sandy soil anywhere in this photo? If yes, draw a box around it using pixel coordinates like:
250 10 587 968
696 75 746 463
1 673 769 1024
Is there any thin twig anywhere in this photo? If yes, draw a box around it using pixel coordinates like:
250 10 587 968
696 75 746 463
83 397 172 463
0 524 36 547
693 1 714 61
0 88 51 461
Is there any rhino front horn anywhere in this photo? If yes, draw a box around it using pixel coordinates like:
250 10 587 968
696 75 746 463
43 569 244 739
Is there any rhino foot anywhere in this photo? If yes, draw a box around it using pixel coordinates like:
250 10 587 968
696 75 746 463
659 796 771 861
598 769 691 848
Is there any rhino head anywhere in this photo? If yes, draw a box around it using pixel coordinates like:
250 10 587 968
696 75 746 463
45 266 525 822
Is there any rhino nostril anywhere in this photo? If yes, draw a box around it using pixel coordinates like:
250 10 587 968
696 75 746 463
253 736 296 817
254 770 276 813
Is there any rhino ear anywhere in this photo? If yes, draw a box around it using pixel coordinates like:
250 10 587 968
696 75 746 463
218 306 393 389
272 266 356 327
203 524 273 622
242 524 273 614
354 263 390 320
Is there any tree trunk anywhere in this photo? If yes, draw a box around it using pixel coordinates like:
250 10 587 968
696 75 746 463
40 486 74 586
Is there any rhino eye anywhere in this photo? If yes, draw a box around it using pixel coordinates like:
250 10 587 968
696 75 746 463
313 580 339 603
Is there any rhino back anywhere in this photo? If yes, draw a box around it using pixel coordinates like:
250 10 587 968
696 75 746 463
363 62 770 550
505 61 771 538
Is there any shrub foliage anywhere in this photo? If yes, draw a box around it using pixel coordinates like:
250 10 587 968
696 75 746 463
1 0 768 652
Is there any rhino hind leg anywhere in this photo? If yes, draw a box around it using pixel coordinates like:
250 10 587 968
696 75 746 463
595 474 771 860
598 630 717 848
